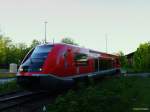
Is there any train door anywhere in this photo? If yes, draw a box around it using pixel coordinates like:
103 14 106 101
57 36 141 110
64 48 76 75
74 53 88 74
94 58 100 72
99 58 113 70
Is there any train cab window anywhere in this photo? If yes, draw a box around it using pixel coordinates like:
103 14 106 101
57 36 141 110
74 53 88 66
31 45 53 59
99 59 113 70
21 45 54 72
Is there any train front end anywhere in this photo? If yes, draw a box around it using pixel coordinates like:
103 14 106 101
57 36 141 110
17 44 54 90
17 44 74 90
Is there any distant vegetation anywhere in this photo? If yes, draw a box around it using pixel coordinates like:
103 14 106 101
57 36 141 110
118 51 128 69
0 73 16 78
133 42 150 72
0 34 150 73
48 76 150 112
61 37 78 45
119 42 150 73
0 36 77 68
0 35 41 68
0 80 21 94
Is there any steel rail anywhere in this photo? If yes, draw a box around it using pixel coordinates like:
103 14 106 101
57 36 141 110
0 90 46 111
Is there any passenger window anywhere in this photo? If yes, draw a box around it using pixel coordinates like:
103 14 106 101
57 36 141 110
99 59 113 70
74 53 88 66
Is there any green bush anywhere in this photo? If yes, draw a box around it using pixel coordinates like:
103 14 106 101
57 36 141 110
133 42 150 72
0 74 16 78
118 51 128 69
48 77 150 112
0 80 21 94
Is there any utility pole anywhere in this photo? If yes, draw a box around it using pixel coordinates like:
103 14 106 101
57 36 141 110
44 21 48 43
105 34 108 53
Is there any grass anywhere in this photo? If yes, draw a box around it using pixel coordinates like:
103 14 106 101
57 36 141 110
0 73 16 78
47 76 150 112
123 67 150 74
0 80 21 94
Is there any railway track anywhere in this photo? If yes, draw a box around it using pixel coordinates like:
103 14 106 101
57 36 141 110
0 90 54 112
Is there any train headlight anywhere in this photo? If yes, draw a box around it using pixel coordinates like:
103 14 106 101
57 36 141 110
19 67 23 72
39 68 42 71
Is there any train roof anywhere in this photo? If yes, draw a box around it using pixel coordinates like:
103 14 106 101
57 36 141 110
38 43 119 57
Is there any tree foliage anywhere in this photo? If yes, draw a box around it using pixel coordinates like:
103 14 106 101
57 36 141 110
133 42 150 72
30 39 41 48
0 36 12 65
118 42 150 72
61 37 78 45
118 51 128 68
0 36 78 68
0 35 41 68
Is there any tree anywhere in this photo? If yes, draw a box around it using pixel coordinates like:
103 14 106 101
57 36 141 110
61 37 78 45
0 36 12 66
30 39 41 48
0 35 43 67
118 51 128 68
0 36 6 65
0 35 30 66
133 42 150 72
16 43 29 64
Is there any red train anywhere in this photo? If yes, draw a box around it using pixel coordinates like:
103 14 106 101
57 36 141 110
17 43 120 90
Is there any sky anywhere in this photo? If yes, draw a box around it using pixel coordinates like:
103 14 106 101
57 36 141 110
0 0 150 54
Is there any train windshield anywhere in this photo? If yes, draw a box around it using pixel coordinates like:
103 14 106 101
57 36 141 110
20 45 53 72
31 45 53 59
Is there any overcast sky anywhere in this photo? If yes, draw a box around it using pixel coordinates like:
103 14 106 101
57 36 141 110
0 0 150 54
